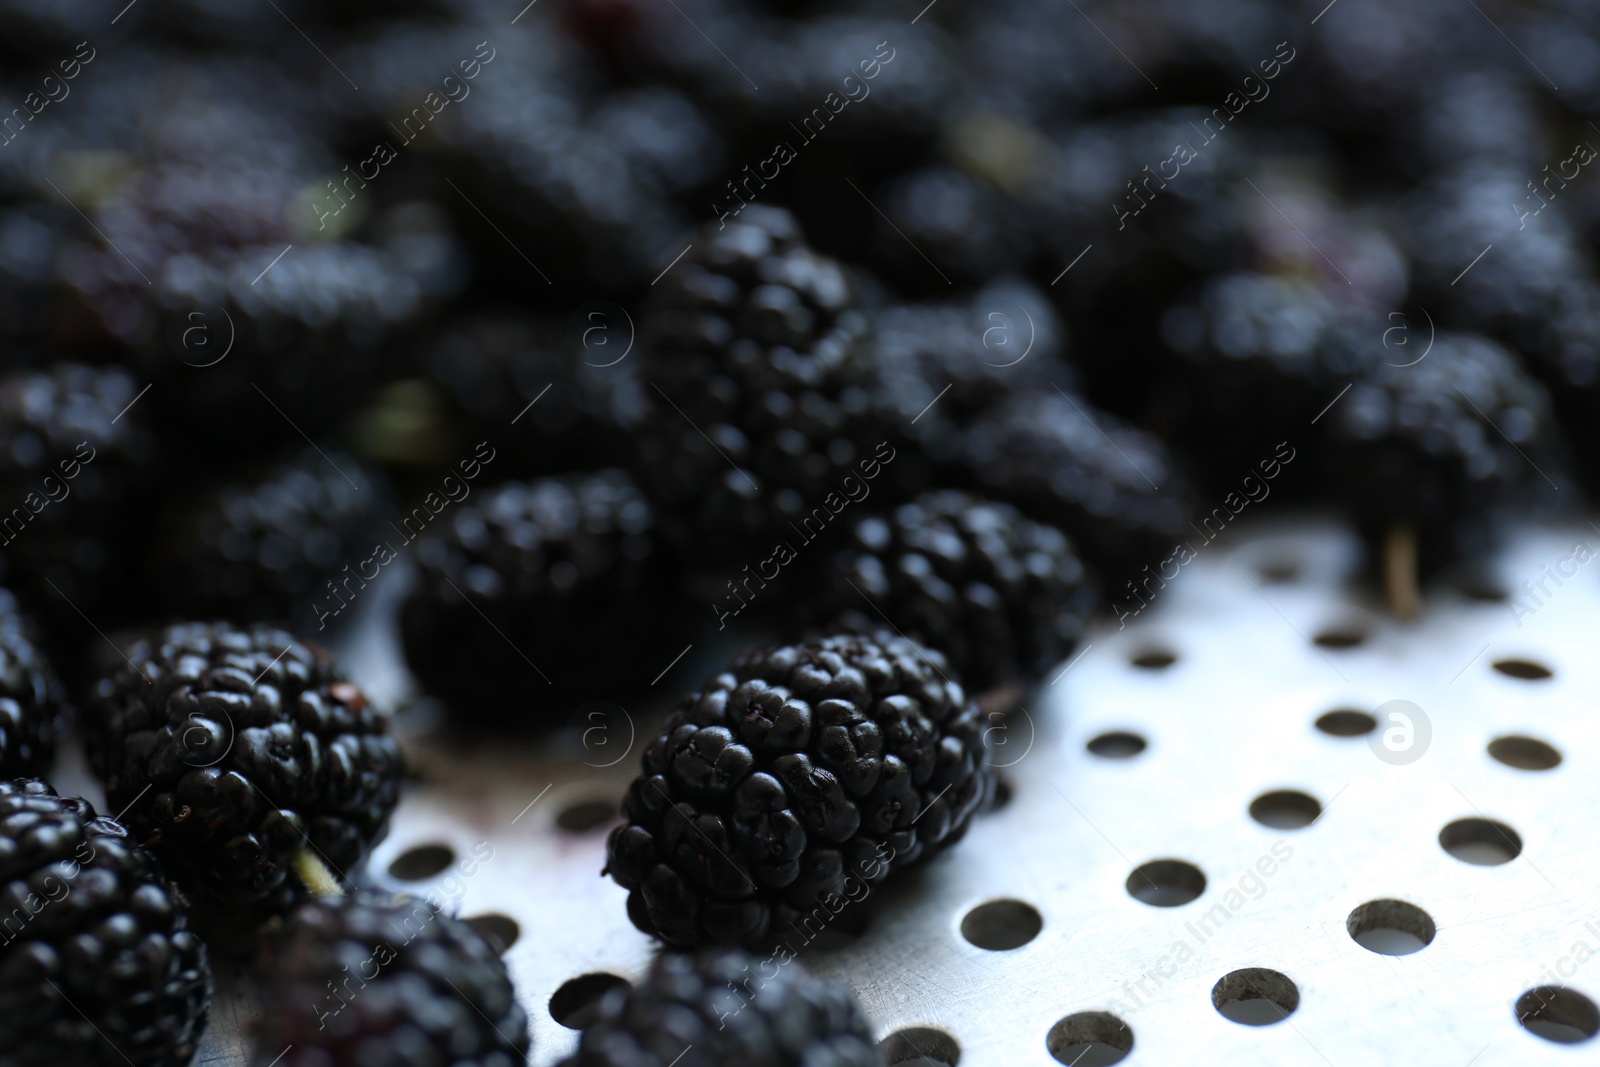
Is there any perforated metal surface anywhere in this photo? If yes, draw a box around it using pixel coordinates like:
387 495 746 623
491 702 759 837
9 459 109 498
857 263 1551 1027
178 516 1600 1066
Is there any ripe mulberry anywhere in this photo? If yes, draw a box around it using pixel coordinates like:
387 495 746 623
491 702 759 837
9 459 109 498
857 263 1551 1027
87 622 404 921
255 891 528 1067
563 948 878 1067
606 631 991 948
810 490 1096 693
0 778 211 1067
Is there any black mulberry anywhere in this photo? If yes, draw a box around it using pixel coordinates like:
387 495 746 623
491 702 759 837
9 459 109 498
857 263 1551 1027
254 890 528 1067
955 390 1194 586
0 589 67 779
417 312 647 478
563 948 878 1067
606 631 991 948
154 448 387 629
86 623 404 921
0 778 211 1067
810 491 1097 693
401 470 678 725
1322 328 1566 586
0 363 157 637
635 206 896 558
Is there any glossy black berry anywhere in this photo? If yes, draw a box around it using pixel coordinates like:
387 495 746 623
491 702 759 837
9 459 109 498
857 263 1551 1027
606 631 991 948
401 470 678 725
155 448 386 628
955 390 1194 586
1322 328 1566 576
563 948 878 1067
0 589 67 778
86 623 404 920
1533 281 1600 495
635 207 895 559
255 890 528 1067
811 491 1096 693
869 279 1072 443
418 312 647 477
0 778 211 1067
1152 271 1342 476
0 363 157 635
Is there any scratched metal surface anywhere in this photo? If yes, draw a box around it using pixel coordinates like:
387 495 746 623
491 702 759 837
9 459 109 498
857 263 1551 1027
165 515 1600 1066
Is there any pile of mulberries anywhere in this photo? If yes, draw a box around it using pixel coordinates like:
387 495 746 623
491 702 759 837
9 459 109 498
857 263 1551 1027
4 0 1600 1060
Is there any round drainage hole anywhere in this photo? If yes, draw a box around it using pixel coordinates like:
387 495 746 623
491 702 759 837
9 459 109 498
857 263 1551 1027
1455 570 1508 601
387 844 454 881
1517 986 1600 1044
1126 860 1205 908
1257 559 1301 583
1316 709 1377 737
1087 731 1147 759
555 798 617 833
1493 659 1553 680
1047 1012 1133 1066
1439 818 1522 866
462 913 519 953
549 973 630 1030
1313 628 1365 649
1248 790 1322 830
960 899 1042 951
1488 736 1561 771
880 1027 960 1065
1347 899 1436 956
1212 968 1299 1026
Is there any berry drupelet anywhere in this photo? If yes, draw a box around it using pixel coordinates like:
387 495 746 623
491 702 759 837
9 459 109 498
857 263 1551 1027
606 631 991 949
635 206 892 559
811 491 1097 693
254 891 529 1067
563 948 878 1067
0 589 67 778
0 778 211 1067
86 623 404 921
401 470 677 725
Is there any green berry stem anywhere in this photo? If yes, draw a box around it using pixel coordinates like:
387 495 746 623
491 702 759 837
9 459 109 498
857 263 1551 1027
291 847 344 897
1385 524 1420 621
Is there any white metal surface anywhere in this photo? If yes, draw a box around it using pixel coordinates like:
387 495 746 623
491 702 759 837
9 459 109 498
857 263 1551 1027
181 516 1600 1066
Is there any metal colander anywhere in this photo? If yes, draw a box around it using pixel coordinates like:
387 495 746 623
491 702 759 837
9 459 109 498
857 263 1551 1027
180 515 1600 1066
